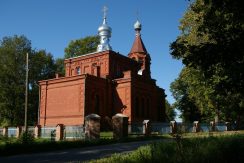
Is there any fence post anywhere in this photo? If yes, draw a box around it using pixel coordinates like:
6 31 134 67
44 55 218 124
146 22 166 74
225 122 231 131
112 113 128 140
16 126 22 138
3 127 8 137
56 124 64 141
192 121 200 132
143 120 150 136
85 114 101 140
210 121 215 132
170 121 177 134
34 125 41 138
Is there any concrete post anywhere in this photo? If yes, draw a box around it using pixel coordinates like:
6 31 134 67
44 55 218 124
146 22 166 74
192 121 200 132
56 124 64 141
210 121 215 132
16 126 22 138
143 120 150 136
3 127 8 137
225 122 231 131
85 114 101 140
34 125 41 138
170 121 177 134
112 113 129 139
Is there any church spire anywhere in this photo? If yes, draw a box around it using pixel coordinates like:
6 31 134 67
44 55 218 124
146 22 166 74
129 20 151 78
97 6 112 52
129 20 148 54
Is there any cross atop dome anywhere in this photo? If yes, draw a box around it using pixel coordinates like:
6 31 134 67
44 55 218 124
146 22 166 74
97 6 112 52
102 6 108 19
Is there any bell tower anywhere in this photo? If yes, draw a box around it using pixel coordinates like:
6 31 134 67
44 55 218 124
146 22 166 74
128 20 151 78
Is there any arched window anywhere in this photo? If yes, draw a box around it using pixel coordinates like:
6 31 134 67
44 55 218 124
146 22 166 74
76 67 81 75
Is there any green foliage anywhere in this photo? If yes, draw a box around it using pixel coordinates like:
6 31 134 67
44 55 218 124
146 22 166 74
18 131 34 144
64 35 99 58
91 135 244 163
165 100 176 121
170 0 244 124
0 35 56 126
170 67 214 122
54 58 65 76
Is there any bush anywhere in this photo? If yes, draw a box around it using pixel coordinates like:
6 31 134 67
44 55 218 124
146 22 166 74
18 131 34 144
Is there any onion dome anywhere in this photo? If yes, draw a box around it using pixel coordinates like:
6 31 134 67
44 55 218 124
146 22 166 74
97 6 112 52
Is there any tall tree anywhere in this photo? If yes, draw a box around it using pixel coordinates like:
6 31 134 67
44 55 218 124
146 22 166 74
170 0 244 124
64 35 99 59
170 67 214 122
0 35 56 126
28 50 56 125
165 100 176 121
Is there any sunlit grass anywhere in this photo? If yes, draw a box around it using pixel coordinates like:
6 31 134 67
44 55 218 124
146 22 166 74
90 134 244 163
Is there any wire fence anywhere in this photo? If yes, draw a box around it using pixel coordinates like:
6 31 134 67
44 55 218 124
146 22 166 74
200 123 210 132
215 123 227 132
8 127 17 137
0 128 3 136
128 122 144 135
151 122 171 134
41 126 56 140
0 121 237 139
64 125 85 140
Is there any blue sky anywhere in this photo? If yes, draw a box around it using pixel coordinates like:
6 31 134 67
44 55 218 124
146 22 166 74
0 0 189 119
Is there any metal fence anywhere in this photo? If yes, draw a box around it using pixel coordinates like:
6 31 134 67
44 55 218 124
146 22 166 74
215 123 226 132
0 121 235 140
41 126 56 139
0 128 3 136
151 122 171 134
199 123 210 132
177 123 193 133
128 122 144 135
64 125 85 140
8 127 17 137
28 126 35 134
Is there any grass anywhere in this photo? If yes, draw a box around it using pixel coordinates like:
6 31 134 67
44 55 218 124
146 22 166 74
100 132 113 139
89 134 244 163
1 131 244 158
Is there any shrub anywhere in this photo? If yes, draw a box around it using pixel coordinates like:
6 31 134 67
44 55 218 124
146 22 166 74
18 131 34 144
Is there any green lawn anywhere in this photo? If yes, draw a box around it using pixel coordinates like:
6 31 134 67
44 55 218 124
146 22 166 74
1 131 244 158
90 133 244 163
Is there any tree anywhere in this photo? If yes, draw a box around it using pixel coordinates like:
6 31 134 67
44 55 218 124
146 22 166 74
170 0 244 124
54 58 65 76
64 35 99 59
0 35 56 126
165 100 176 121
170 67 214 122
28 50 56 125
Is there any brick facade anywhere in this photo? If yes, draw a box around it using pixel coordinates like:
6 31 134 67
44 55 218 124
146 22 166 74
39 26 166 126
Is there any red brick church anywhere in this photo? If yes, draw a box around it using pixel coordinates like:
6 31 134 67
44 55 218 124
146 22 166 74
39 12 166 126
